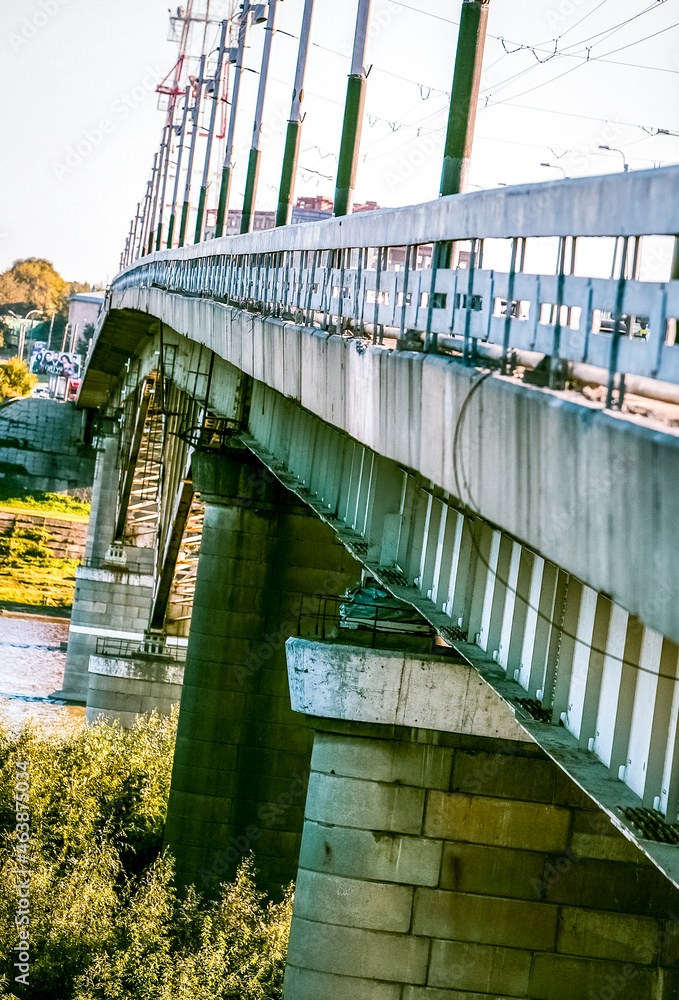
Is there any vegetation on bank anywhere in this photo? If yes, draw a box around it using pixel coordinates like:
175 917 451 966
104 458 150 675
0 525 79 608
0 709 291 999
0 258 92 356
0 359 36 403
0 484 91 521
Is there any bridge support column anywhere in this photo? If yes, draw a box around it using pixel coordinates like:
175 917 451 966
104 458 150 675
58 423 156 703
164 446 359 898
283 639 679 999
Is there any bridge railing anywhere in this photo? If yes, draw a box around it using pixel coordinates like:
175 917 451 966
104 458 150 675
110 167 679 387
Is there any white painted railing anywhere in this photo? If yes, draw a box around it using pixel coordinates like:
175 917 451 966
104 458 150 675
110 166 679 387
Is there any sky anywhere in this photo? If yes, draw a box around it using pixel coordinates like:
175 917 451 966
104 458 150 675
0 0 678 286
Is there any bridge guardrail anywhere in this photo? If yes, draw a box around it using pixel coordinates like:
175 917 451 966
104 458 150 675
108 167 679 391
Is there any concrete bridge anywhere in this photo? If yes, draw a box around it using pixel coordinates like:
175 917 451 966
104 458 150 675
64 166 679 998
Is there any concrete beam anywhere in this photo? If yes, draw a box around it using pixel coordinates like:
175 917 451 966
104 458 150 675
287 638 531 743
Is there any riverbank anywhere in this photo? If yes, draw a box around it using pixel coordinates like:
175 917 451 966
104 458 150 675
0 601 71 620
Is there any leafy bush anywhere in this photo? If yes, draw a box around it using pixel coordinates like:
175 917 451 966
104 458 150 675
0 359 37 402
0 710 291 999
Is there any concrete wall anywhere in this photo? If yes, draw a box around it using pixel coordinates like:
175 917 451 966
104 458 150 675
62 563 155 701
102 289 679 649
0 509 87 560
164 448 362 899
86 653 183 726
285 726 679 999
0 397 94 492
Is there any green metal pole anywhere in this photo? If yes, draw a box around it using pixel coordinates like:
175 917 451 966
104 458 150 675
215 1 251 237
333 0 372 218
167 86 190 249
277 121 302 227
240 1 278 234
440 0 490 198
241 148 262 234
194 186 207 245
216 165 233 237
179 200 190 248
156 112 175 251
276 0 315 227
148 124 168 255
141 159 157 256
178 54 206 248
428 0 490 312
195 19 229 244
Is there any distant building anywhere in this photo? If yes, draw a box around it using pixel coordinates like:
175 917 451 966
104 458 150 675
67 292 105 334
203 197 385 239
66 292 105 355
201 200 469 269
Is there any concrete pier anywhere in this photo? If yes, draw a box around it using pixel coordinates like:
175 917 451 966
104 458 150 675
60 426 156 703
86 642 184 726
283 640 679 999
163 447 360 898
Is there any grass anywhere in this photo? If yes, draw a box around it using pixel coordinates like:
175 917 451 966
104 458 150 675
0 489 90 521
0 524 78 607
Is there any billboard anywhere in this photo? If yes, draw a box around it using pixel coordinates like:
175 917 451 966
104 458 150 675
30 347 82 379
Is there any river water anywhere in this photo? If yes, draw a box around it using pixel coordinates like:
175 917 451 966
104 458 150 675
0 613 86 731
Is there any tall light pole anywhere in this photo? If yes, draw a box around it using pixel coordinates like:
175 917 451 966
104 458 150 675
541 162 567 179
441 0 490 198
195 19 229 243
598 145 629 172
156 110 176 251
148 125 170 254
131 201 142 261
167 87 191 248
334 0 372 217
178 55 206 248
215 0 252 237
8 309 43 362
140 163 157 257
240 1 279 233
276 0 315 227
426 0 490 318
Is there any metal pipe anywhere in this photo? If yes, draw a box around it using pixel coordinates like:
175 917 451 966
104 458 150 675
179 54 206 248
276 0 315 227
334 0 372 217
167 87 190 249
241 0 279 234
195 19 229 244
215 0 252 237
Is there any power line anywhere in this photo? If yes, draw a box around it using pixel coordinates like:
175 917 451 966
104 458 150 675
482 5 677 100
484 100 679 136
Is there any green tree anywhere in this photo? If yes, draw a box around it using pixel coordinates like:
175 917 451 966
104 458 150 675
0 710 292 1000
0 357 37 400
0 259 92 324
